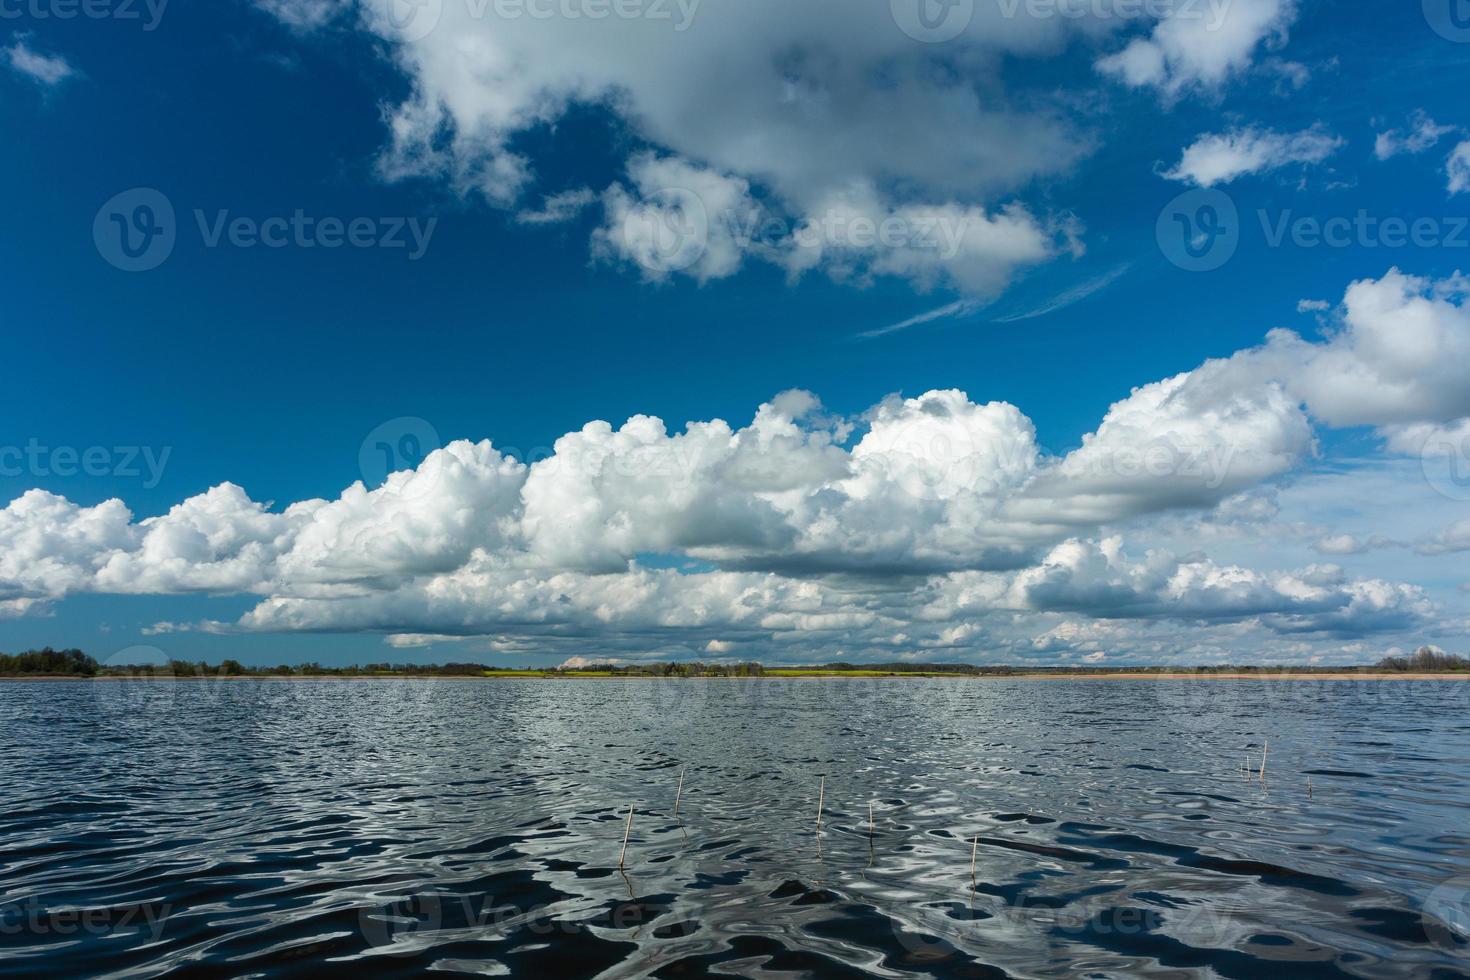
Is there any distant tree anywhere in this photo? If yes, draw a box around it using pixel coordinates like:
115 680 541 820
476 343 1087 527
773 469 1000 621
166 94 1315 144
0 648 100 676
1377 647 1470 672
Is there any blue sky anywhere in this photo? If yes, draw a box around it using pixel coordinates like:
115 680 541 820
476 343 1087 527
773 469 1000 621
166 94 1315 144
2 0 1469 667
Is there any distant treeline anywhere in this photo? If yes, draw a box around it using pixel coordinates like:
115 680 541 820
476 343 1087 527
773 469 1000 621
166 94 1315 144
98 661 501 678
0 648 99 676
1375 648 1470 672
792 657 1470 676
0 652 502 678
3 647 1468 677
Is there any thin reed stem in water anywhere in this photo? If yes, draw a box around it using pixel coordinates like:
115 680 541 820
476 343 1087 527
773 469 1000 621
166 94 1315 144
619 804 635 868
674 766 685 816
816 776 825 834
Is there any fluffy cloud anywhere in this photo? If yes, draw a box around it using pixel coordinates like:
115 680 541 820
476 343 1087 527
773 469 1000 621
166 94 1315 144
1161 125 1342 187
1417 519 1470 557
592 164 1073 294
1375 111 1457 161
245 0 1296 295
348 0 1102 291
592 155 760 284
1449 142 1470 196
1096 0 1297 96
5 38 74 86
274 441 526 587
1188 271 1470 458
93 484 301 595
1312 534 1398 556
5 270 1460 660
777 187 1072 295
1279 270 1470 430
1007 360 1313 527
1384 417 1470 458
0 492 136 601
0 598 45 620
1008 538 1428 635
354 1 1094 203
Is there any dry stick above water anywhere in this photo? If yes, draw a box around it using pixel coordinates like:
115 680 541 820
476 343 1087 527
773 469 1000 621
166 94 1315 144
674 767 686 816
1259 739 1269 781
970 836 979 883
619 804 635 869
816 776 826 834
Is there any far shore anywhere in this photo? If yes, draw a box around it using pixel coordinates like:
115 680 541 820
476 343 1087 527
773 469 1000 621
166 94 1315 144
5 672 1470 683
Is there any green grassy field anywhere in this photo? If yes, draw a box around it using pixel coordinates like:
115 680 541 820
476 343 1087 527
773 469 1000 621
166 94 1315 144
753 669 948 678
475 669 937 679
478 670 620 678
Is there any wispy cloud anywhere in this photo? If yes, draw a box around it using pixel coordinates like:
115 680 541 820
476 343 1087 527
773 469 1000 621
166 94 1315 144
1375 110 1457 161
5 38 74 87
857 298 986 340
1161 126 1343 187
990 264 1131 324
517 188 597 225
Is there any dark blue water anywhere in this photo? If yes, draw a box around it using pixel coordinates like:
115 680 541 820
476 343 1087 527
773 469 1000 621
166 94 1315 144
3 678 1470 978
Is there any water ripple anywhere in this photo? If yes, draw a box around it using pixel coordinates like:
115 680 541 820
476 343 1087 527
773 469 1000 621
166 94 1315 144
2 679 1470 977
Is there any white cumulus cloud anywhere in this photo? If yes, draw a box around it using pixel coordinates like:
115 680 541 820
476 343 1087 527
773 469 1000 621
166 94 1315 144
4 270 1463 661
1162 125 1343 187
1096 0 1297 97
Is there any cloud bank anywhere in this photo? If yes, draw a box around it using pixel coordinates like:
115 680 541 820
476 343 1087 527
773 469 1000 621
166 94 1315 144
248 0 1302 295
5 269 1465 663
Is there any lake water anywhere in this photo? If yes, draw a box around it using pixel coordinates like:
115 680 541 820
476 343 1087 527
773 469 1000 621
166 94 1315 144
3 678 1470 978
